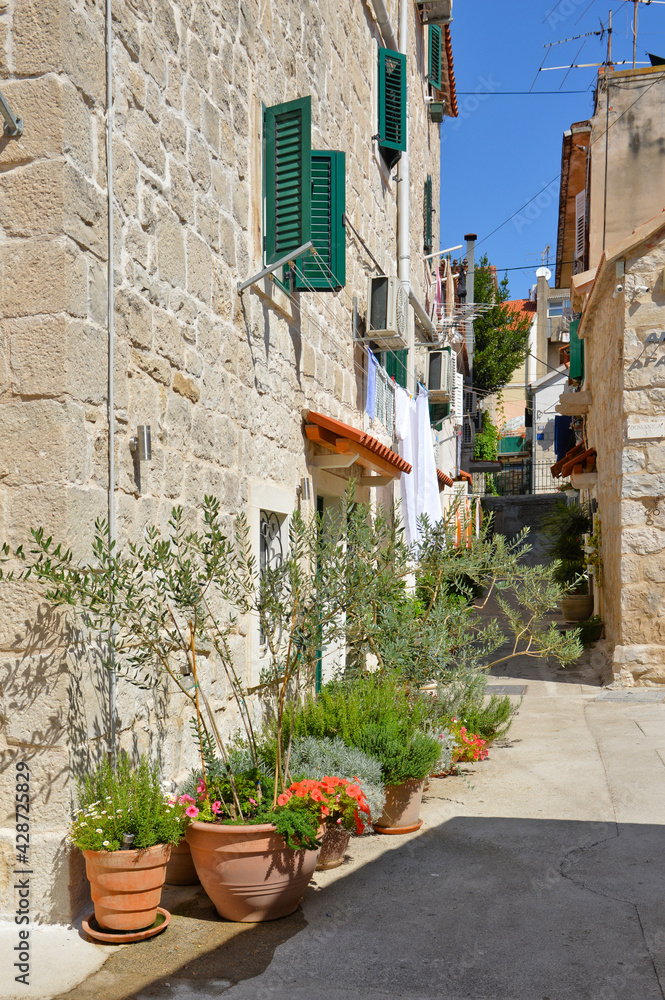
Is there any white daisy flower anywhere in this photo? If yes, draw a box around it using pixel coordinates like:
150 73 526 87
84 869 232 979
96 828 103 834
103 841 110 847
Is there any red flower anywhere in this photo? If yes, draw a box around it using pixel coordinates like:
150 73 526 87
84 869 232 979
277 792 292 806
345 784 362 799
310 788 324 803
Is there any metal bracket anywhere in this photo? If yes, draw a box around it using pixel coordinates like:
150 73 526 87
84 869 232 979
0 87 23 138
237 241 314 293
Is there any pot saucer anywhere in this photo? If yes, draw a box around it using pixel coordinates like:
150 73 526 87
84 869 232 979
373 819 423 835
82 907 171 943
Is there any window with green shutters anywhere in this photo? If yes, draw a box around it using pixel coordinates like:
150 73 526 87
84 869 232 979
569 318 584 381
294 151 345 291
263 97 311 266
378 48 406 166
428 25 442 89
382 348 408 389
423 174 433 254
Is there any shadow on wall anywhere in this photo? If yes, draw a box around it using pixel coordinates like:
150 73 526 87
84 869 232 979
62 815 665 1000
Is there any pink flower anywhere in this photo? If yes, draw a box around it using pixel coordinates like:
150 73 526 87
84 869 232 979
179 794 195 805
249 798 257 805
196 779 206 794
277 792 292 806
211 801 221 815
185 805 199 818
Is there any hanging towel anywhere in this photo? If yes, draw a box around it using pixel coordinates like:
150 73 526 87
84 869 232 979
366 348 378 420
436 264 443 322
416 388 444 531
395 385 418 547
445 257 455 319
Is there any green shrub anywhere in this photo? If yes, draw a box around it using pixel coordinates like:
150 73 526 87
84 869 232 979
285 736 386 822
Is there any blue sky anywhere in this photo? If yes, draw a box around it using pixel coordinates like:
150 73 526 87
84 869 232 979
439 0 665 299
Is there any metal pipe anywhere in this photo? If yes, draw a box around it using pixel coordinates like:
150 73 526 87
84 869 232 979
464 233 476 370
367 0 399 50
424 243 463 261
409 289 437 340
397 0 411 387
106 0 116 761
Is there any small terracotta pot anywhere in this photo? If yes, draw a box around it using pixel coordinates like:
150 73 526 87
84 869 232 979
165 839 200 886
82 843 171 931
186 821 320 922
316 825 351 871
374 779 424 833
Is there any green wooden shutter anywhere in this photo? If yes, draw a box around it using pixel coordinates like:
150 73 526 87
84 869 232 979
428 25 442 89
569 318 584 381
294 151 345 291
378 48 406 153
423 174 433 254
384 348 408 388
264 97 311 265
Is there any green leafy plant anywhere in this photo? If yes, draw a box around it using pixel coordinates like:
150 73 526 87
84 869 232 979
69 754 186 852
281 736 386 823
474 410 500 462
542 500 592 594
576 615 604 646
470 256 533 395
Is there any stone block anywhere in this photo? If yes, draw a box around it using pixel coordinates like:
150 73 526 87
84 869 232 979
621 500 648 526
156 211 186 287
0 650 69 748
0 398 88 488
155 0 180 52
0 746 71 831
0 160 64 239
62 6 106 101
64 164 107 259
154 308 184 368
0 236 86 319
612 643 665 685
188 132 212 191
139 23 168 87
126 111 166 178
13 0 61 75
115 288 153 350
9 314 105 404
172 371 200 402
185 231 212 304
112 140 140 217
622 527 665 556
0 825 86 923
621 449 646 474
133 350 171 386
169 159 195 224
622 474 665 499
188 35 210 90
161 109 188 160
125 219 150 268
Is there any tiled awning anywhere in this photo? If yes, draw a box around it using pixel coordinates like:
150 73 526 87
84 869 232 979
551 442 597 478
437 469 455 490
303 410 411 481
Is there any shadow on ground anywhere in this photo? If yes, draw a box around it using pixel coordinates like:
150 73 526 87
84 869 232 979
56 815 665 1000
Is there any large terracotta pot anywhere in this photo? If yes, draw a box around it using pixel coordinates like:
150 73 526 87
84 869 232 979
83 843 171 931
374 779 424 833
561 594 594 622
316 825 351 871
165 839 200 886
185 821 320 922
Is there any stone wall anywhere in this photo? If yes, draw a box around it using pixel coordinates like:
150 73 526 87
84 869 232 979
0 0 443 920
584 231 665 685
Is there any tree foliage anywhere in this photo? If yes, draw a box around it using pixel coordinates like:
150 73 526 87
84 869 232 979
472 254 532 394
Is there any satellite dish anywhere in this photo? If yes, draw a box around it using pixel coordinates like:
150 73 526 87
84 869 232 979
536 266 552 281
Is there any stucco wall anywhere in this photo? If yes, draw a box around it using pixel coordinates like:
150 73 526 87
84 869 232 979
0 0 443 921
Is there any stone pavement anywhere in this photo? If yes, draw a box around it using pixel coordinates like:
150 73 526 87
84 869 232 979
18 649 665 1000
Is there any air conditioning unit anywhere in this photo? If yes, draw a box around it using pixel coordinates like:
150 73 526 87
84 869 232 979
427 348 451 402
366 276 408 349
462 415 476 447
463 389 477 415
416 1 453 25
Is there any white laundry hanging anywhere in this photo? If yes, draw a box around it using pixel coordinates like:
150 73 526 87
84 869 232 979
395 385 442 547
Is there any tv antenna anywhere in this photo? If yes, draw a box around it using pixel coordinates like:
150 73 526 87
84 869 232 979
535 10 650 85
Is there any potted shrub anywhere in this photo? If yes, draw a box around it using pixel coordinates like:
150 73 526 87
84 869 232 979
69 754 186 932
541 501 593 622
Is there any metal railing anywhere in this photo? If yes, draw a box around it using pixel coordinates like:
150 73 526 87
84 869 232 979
471 460 561 497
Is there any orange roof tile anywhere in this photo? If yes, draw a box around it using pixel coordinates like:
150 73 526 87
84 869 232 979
444 26 458 118
437 469 455 489
303 410 412 475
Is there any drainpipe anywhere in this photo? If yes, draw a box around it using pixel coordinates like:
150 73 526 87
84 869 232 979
106 0 116 760
368 0 399 51
397 0 412 388
464 233 476 374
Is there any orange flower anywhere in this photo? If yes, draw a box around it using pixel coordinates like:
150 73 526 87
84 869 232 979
277 792 292 806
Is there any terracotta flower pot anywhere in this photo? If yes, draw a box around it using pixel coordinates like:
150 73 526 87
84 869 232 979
374 779 424 834
165 839 200 886
316 825 351 871
185 821 320 922
82 843 171 931
561 594 594 622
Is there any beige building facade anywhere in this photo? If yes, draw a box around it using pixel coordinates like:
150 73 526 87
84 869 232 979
0 0 459 922
555 65 665 685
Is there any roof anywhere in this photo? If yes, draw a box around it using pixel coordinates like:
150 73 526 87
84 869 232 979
303 410 411 475
442 25 458 118
436 469 454 489
505 298 537 320
532 364 568 390
550 443 596 478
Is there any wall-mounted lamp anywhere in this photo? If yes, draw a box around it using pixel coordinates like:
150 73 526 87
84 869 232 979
300 477 312 501
129 425 152 462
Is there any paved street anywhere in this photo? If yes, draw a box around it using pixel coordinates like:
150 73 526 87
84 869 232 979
44 648 665 1000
